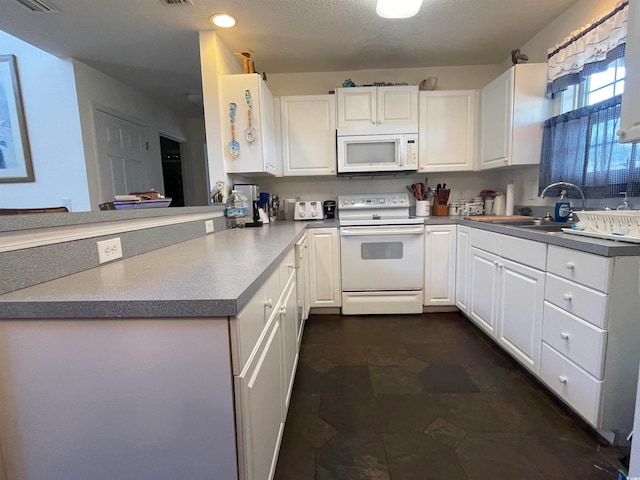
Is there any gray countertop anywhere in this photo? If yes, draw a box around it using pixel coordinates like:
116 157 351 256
0 222 308 319
2 215 639 320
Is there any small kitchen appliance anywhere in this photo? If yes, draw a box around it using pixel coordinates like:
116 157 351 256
323 200 336 219
234 184 262 227
294 200 324 220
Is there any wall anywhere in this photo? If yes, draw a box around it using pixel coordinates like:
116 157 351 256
266 64 504 96
73 60 189 209
0 31 90 211
199 32 243 202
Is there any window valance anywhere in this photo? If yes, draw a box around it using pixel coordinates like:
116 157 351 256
546 1 629 97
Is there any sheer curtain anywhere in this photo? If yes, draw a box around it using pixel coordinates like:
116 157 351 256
539 94 640 198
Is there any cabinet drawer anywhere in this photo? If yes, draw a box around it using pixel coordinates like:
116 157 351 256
544 273 609 329
230 267 281 375
542 302 606 379
470 228 500 254
499 235 547 270
547 245 612 293
540 343 602 426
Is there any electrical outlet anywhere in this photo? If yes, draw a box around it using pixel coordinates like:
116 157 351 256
205 220 214 233
62 197 72 211
97 238 123 264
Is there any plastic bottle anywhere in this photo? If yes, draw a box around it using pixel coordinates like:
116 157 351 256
226 190 248 229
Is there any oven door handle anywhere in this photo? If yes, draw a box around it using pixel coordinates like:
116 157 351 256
340 226 424 236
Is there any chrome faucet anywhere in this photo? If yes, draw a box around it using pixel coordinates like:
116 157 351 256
540 181 587 211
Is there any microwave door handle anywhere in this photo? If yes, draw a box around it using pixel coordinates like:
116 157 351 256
341 227 424 236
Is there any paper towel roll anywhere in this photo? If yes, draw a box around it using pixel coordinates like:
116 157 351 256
505 182 515 216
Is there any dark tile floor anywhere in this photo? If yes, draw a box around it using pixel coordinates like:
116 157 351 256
274 312 628 480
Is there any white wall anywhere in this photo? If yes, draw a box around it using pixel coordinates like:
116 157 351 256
73 60 189 209
199 32 243 202
266 64 504 96
0 31 90 211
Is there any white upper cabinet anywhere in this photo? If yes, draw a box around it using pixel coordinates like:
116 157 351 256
619 0 640 143
219 74 277 175
418 90 477 172
337 86 419 135
280 95 337 176
479 63 549 170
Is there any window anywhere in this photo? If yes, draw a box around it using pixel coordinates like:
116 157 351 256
585 58 625 106
540 59 640 199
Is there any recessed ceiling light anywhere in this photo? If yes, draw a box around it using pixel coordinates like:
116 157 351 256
376 0 423 18
210 13 236 28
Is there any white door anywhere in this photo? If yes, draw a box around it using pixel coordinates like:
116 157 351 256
235 315 284 480
497 259 545 374
424 225 457 306
280 279 298 410
480 67 513 169
620 0 640 143
455 226 471 313
337 87 376 129
309 228 341 307
281 95 336 176
469 247 499 336
377 86 419 128
419 91 476 172
94 109 153 203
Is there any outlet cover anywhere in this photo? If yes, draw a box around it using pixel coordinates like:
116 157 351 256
97 238 123 264
205 220 214 233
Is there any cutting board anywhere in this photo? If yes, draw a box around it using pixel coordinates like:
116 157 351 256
464 215 534 222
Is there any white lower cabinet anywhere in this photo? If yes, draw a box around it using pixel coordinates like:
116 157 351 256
235 314 285 480
467 229 545 374
232 245 301 480
455 225 470 313
308 228 341 308
424 225 457 306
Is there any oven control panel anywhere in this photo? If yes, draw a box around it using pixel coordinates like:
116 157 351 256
338 193 409 209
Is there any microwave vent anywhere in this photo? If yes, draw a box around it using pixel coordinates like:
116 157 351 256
13 0 60 13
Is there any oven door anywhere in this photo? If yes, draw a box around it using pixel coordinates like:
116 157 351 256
340 225 424 291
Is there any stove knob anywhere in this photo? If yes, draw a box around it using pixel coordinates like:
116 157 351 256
399 197 405 203
379 199 385 204
312 211 318 217
300 212 305 217
351 200 355 204
392 198 398 203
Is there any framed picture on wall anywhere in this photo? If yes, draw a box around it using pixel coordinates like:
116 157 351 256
0 54 34 183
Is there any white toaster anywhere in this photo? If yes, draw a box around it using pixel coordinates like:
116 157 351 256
294 200 324 220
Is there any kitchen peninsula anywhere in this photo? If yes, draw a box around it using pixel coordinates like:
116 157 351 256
2 210 640 479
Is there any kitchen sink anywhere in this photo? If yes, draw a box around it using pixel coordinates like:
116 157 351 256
517 223 568 233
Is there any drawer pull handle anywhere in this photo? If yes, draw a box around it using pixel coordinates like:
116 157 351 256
565 261 575 270
426 229 432 234
493 260 499 266
264 299 273 308
562 293 572 301
560 331 570 340
288 263 295 269
558 375 568 384
280 305 287 316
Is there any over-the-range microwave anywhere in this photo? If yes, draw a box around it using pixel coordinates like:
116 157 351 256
337 133 418 175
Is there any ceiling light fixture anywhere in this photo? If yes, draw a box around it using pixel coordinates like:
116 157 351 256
376 0 423 18
210 13 236 28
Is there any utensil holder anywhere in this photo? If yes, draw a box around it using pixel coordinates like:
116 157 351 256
432 204 449 216
416 200 430 217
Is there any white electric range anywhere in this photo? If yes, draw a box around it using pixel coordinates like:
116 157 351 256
338 193 425 315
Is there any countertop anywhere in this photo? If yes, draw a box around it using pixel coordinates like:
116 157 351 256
2 215 639 320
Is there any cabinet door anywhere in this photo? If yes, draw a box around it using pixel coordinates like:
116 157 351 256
280 279 298 410
419 91 476 172
424 225 457 306
497 258 545 374
619 0 640 143
469 247 499 336
455 226 471 313
280 95 337 176
308 228 341 307
295 235 311 346
337 87 376 129
479 67 513 170
377 86 419 129
235 315 284 480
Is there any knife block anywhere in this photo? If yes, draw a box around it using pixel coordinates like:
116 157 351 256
432 204 449 216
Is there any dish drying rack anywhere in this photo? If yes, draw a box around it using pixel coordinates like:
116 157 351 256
563 210 640 243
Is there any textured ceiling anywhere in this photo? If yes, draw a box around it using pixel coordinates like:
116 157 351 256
0 0 577 117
